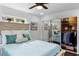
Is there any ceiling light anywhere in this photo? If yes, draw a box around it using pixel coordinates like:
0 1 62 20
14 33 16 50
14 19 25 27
36 6 43 10
40 13 44 15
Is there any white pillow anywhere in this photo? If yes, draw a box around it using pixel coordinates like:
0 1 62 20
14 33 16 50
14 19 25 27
16 34 22 42
16 37 28 43
15 30 30 43
16 34 29 43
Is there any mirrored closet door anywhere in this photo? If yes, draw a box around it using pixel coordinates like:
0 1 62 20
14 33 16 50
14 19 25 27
43 19 61 46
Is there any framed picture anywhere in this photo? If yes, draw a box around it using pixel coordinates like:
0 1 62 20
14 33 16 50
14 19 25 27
30 22 38 30
44 24 48 30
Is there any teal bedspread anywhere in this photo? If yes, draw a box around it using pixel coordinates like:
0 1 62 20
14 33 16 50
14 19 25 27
2 40 61 56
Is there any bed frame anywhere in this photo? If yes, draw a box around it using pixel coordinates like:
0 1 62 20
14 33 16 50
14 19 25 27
0 22 29 31
0 22 66 56
57 49 66 56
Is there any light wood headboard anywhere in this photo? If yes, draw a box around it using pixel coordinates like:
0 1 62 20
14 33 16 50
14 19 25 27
0 22 29 31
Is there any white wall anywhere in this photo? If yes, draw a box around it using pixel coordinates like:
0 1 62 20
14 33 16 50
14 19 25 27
0 6 3 20
1 6 39 22
41 8 79 54
42 9 79 19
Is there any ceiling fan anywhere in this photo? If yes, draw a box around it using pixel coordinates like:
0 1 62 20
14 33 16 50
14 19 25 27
29 3 48 9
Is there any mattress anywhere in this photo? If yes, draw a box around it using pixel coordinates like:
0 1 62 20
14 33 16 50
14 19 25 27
2 40 61 56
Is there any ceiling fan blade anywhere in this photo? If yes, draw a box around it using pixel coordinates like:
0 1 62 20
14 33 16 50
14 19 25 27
29 5 37 9
42 5 48 9
36 3 48 4
42 3 48 4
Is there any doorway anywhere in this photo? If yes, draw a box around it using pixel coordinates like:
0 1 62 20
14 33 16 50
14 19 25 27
61 17 77 53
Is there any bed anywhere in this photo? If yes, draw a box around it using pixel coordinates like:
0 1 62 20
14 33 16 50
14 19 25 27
2 40 62 56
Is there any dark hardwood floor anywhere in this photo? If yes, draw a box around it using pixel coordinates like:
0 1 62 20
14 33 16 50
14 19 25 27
64 51 77 56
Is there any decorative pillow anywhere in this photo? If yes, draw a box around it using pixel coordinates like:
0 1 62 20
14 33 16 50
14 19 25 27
1 30 15 45
16 34 29 43
6 35 16 44
16 37 29 43
23 34 31 40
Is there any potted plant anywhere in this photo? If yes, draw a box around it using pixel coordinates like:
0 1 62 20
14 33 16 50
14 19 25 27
7 18 12 22
21 20 25 24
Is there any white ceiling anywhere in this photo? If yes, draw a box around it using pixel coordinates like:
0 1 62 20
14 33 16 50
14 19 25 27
0 3 79 16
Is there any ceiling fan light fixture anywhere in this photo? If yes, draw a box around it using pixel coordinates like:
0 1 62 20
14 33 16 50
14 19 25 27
36 6 43 10
40 12 44 15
